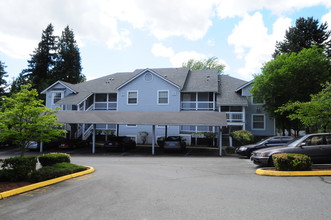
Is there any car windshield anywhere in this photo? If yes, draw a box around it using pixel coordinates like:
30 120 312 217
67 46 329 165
287 136 306 147
255 138 271 145
165 136 180 141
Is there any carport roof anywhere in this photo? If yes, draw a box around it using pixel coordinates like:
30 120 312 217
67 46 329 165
56 111 227 126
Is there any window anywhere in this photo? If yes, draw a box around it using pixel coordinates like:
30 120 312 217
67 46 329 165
252 114 265 130
128 91 138 104
158 90 169 104
52 92 63 105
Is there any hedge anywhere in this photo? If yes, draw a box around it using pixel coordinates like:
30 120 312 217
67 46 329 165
29 162 87 182
0 156 38 181
272 153 312 171
38 153 70 167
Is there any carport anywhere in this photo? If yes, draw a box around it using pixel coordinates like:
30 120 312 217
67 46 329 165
56 111 227 156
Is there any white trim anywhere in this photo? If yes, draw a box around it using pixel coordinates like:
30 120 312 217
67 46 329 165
41 81 76 94
51 91 64 105
235 80 253 92
127 90 138 105
157 90 169 105
251 114 266 130
117 68 181 90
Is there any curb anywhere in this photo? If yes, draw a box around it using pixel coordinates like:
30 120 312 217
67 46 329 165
256 168 331 176
0 166 95 199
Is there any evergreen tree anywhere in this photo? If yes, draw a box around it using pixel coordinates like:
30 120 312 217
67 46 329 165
274 17 331 57
0 61 8 96
53 26 85 83
21 23 58 94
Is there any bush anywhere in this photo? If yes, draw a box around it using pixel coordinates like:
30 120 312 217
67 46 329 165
29 162 87 183
272 153 312 171
38 153 70 167
230 130 254 146
0 156 38 181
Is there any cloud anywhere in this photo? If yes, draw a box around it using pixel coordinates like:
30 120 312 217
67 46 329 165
227 12 291 79
322 11 331 30
214 0 331 18
151 43 207 67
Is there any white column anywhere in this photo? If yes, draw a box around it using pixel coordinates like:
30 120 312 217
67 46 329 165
152 125 156 155
218 126 222 156
92 124 96 154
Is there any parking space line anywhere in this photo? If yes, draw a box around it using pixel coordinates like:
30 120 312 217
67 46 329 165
184 149 192 156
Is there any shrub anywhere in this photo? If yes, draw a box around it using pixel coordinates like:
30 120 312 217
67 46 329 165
230 130 254 146
29 162 87 182
272 153 312 171
1 156 38 181
38 153 70 167
52 162 87 173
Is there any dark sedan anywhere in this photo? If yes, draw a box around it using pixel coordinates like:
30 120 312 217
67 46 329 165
251 133 331 166
236 136 294 158
58 139 89 149
158 136 187 152
104 136 136 152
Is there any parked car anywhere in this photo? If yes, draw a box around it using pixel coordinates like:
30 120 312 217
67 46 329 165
58 139 89 149
104 136 136 152
158 136 186 152
251 133 331 166
27 139 63 151
236 136 294 158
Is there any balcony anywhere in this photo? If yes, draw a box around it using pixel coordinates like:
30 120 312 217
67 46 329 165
181 101 215 111
226 112 244 122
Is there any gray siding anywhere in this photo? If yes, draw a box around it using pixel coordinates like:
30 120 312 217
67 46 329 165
117 70 181 142
243 84 275 136
45 83 74 109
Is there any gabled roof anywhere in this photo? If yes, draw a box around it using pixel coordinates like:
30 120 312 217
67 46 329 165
235 80 253 92
41 80 77 94
117 68 188 90
217 75 248 106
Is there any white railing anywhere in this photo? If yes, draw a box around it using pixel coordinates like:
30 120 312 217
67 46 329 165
94 102 117 110
86 104 94 111
181 101 214 111
226 112 244 122
83 124 94 140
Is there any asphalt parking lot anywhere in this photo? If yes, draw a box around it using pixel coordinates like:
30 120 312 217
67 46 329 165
1 147 331 220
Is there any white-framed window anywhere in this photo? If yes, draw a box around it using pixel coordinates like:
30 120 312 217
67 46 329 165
251 96 264 105
158 90 169 104
127 91 138 104
51 91 63 105
252 114 265 130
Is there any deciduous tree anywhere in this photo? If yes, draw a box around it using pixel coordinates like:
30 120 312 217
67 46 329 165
0 84 66 156
277 82 331 132
251 46 331 135
182 56 225 74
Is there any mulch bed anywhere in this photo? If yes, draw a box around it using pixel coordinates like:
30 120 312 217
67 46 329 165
0 182 32 193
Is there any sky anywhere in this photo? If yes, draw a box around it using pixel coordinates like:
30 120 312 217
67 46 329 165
1 0 331 83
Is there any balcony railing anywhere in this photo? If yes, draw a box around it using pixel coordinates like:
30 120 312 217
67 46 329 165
181 101 215 111
94 102 117 110
226 112 244 122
